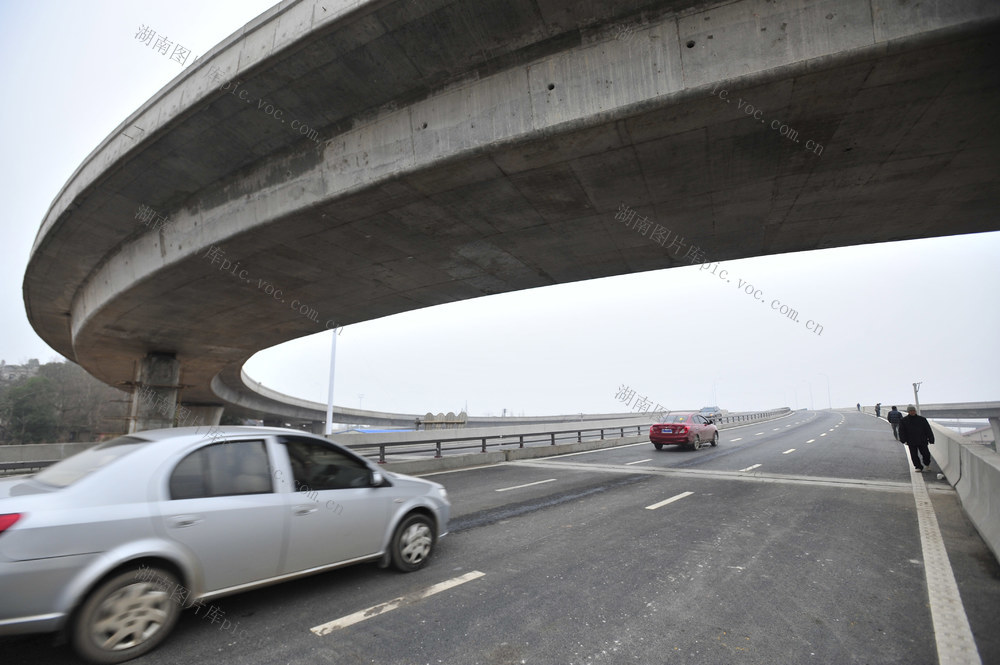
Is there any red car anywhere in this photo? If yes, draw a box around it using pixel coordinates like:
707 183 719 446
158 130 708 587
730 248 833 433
649 412 719 450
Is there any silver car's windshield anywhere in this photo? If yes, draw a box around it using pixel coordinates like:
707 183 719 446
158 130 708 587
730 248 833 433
33 436 150 488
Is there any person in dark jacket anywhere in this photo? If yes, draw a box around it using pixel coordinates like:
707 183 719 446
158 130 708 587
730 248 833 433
875 402 881 417
898 405 934 472
886 406 903 440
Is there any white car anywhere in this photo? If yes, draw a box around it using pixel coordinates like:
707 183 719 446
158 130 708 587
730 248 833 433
0 426 450 663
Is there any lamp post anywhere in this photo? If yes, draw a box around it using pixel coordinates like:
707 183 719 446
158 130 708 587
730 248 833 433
913 382 922 414
818 373 832 409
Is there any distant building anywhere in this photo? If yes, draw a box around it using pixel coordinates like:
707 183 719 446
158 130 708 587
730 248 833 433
0 359 40 382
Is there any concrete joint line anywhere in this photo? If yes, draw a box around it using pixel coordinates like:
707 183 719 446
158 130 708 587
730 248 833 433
508 459 933 494
904 449 981 664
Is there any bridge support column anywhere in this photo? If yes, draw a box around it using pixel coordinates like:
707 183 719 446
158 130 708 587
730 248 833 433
128 353 180 433
181 404 225 428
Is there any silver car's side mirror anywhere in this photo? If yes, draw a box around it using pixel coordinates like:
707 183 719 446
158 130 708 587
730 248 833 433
370 470 384 486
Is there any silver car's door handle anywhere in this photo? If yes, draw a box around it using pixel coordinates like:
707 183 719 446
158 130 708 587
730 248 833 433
168 515 203 528
293 505 318 516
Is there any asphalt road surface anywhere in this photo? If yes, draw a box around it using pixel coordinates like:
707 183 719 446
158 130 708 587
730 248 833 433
5 409 998 665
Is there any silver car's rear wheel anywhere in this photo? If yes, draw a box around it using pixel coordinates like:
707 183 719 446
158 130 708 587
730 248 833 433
72 567 180 664
390 514 436 572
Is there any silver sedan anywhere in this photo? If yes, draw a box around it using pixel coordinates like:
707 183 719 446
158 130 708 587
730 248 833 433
0 426 450 663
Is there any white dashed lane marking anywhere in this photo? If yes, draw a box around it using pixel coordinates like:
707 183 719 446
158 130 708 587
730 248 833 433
806 439 816 443
645 491 694 510
495 479 556 492
310 571 486 636
731 437 743 442
626 459 652 466
739 464 762 472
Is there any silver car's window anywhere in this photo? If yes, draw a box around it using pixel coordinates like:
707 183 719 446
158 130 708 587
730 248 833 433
34 436 149 488
281 437 370 491
169 440 273 500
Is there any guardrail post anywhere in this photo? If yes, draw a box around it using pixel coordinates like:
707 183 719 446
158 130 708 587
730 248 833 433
434 442 442 459
519 434 524 449
600 428 605 440
550 433 556 445
481 438 487 453
577 431 582 443
379 445 386 464
620 427 624 437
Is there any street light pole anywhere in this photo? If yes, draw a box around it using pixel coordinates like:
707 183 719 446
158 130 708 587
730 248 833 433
913 382 922 414
819 373 832 409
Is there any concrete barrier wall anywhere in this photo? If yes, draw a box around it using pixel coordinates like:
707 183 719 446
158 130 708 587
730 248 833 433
930 422 1000 564
0 442 96 464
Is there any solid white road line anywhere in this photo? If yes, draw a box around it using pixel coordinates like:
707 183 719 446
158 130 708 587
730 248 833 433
739 464 762 472
903 449 981 663
782 449 796 455
310 571 486 636
495 478 556 492
626 458 653 465
645 491 694 510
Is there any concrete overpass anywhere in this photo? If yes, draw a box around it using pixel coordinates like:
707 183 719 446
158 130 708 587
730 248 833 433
23 0 1000 427
921 402 1000 448
230 367 646 429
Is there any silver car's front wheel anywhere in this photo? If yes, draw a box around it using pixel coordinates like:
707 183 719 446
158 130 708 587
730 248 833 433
390 514 436 572
72 567 181 664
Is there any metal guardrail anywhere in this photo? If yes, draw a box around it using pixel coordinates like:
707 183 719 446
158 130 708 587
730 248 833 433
0 410 790 472
347 409 791 463
713 410 789 425
347 424 649 464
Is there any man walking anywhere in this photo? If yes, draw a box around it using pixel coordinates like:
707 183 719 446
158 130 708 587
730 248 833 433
875 402 881 418
898 405 934 472
887 406 903 440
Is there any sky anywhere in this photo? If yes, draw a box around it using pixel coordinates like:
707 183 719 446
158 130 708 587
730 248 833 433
2 1 998 419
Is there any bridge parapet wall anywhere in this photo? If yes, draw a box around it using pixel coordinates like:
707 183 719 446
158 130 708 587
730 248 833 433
931 422 1000 564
